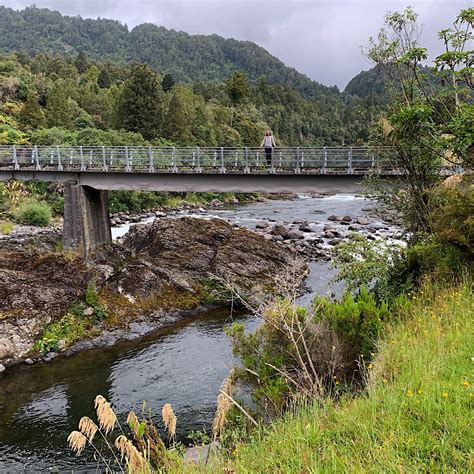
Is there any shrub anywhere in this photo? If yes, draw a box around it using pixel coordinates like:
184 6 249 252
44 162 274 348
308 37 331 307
0 220 14 234
14 198 52 226
333 234 414 304
314 287 389 362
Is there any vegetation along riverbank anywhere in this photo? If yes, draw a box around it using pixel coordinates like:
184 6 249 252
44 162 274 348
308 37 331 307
0 3 472 472
63 6 473 472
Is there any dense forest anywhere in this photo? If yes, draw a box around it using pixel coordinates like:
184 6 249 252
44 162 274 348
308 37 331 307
0 49 383 147
0 6 386 148
0 5 342 100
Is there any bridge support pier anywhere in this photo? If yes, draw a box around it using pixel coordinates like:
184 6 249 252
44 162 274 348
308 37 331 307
63 182 112 256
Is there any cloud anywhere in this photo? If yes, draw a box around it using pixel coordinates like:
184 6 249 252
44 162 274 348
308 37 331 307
1 0 471 89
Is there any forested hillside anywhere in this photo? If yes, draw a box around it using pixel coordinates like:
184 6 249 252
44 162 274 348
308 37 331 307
0 5 340 100
0 50 383 147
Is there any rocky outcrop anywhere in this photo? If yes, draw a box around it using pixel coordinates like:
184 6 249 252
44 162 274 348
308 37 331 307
0 252 95 366
114 217 296 298
0 217 297 367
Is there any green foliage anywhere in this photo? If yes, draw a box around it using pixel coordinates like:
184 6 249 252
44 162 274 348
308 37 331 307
33 306 86 354
333 234 414 303
74 51 90 74
14 197 52 227
46 80 73 128
85 279 107 322
227 320 291 415
116 64 165 140
314 288 388 360
407 237 467 281
18 92 45 129
0 220 14 234
366 6 473 233
162 73 175 92
0 5 340 101
109 190 170 213
222 281 473 473
428 177 474 255
226 71 250 105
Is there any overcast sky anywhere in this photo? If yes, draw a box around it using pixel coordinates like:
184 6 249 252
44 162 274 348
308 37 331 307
1 0 471 89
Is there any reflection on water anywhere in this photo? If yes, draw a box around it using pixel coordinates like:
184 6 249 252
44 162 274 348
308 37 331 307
0 309 259 472
0 193 375 472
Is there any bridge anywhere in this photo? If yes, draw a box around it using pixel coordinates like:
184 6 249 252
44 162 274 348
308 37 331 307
0 145 397 255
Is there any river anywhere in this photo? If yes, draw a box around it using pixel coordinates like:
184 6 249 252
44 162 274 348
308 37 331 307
0 193 381 472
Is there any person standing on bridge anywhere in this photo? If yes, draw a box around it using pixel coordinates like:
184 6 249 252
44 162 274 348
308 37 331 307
260 130 277 167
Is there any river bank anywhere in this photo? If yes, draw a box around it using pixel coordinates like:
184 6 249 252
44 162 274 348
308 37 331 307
0 215 299 369
0 193 405 370
0 192 407 472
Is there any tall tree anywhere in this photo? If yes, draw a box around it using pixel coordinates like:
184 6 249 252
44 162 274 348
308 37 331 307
163 86 194 143
18 92 45 129
74 51 90 74
162 73 175 92
46 81 72 128
97 68 111 89
116 64 165 140
226 72 250 105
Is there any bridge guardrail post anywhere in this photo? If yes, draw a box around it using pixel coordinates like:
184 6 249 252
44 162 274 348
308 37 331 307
57 146 63 171
294 147 301 174
196 147 202 173
172 147 178 173
348 147 353 174
125 146 132 172
322 146 327 174
148 146 154 173
219 147 226 173
244 147 250 173
13 145 19 170
102 146 108 172
80 146 86 171
34 146 41 171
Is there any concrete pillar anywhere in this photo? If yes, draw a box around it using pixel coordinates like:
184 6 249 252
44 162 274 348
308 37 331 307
63 182 112 256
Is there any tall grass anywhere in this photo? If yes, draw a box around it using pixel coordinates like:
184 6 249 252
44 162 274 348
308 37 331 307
210 279 473 473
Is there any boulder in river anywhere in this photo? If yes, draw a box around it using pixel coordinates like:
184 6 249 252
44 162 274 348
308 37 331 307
271 222 289 237
299 222 312 232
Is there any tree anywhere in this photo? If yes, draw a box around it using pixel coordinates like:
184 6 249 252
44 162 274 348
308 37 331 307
366 7 473 232
162 73 175 92
163 85 194 143
116 64 165 140
18 92 45 129
46 81 73 128
226 71 250 105
97 69 111 89
74 51 90 74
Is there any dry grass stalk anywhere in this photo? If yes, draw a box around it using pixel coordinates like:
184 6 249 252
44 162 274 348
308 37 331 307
95 395 117 434
127 411 140 434
161 403 177 439
212 371 234 440
68 431 87 455
115 435 150 473
78 416 98 442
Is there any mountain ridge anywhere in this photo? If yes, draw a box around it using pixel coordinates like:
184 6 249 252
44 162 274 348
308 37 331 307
0 5 341 100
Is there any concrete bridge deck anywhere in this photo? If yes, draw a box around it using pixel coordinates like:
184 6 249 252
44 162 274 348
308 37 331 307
0 145 398 193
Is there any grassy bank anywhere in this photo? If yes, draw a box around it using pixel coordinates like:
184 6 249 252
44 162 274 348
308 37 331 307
205 280 473 472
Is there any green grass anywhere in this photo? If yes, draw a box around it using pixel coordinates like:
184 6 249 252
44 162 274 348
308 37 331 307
204 280 473 473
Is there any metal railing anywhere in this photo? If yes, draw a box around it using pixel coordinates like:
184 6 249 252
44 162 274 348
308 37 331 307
0 146 398 175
